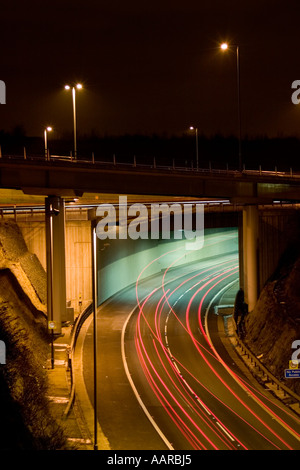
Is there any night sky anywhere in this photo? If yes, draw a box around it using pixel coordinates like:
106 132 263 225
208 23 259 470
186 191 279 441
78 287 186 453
1 1 300 139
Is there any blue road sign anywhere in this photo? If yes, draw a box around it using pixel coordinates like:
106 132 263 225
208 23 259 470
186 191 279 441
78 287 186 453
285 369 300 378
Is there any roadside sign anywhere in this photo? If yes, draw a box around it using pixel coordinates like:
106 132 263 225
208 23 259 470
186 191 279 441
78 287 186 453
289 360 299 369
48 321 56 330
285 369 300 379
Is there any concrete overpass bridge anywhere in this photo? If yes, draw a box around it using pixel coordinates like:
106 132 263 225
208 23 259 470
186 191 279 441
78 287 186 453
1 155 300 203
0 155 300 335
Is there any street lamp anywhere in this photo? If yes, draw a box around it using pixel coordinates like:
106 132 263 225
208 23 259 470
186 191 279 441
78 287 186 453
189 126 199 170
91 221 98 451
220 42 242 171
44 126 52 160
64 83 83 159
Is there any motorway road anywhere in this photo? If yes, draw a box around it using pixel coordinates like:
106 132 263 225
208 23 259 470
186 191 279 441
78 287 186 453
81 251 300 450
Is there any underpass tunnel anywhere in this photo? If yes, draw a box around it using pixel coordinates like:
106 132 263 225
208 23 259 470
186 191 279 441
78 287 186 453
91 201 297 316
93 204 240 308
43 197 300 335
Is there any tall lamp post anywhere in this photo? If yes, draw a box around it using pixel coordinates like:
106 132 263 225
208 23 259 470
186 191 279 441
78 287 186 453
220 42 242 171
44 126 52 160
189 126 199 170
91 221 98 451
64 83 83 159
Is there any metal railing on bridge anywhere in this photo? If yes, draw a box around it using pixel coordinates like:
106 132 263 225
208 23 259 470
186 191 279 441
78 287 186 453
0 149 299 180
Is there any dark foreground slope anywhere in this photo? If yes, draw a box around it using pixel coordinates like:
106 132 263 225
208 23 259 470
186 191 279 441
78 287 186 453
0 220 68 450
244 243 300 396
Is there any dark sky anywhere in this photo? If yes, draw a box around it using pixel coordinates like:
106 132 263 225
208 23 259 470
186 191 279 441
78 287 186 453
1 0 300 139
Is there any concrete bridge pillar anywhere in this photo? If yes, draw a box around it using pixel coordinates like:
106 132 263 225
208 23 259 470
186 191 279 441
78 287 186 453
45 196 66 336
242 205 259 312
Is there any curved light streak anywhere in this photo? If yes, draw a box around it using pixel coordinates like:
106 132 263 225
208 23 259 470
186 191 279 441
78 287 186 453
126 236 300 450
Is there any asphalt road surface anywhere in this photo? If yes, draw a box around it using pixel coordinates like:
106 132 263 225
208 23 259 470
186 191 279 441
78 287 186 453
81 251 300 450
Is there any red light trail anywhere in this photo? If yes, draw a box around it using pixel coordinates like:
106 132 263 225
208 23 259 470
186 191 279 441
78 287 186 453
126 243 300 450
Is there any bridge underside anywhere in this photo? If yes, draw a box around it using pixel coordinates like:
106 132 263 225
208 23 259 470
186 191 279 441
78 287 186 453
46 197 300 333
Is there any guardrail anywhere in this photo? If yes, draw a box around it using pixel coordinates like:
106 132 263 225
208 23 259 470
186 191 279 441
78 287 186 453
0 152 299 180
234 331 300 411
218 305 300 412
63 302 93 418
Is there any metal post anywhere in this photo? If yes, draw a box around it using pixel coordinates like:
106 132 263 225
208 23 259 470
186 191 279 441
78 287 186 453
44 130 48 160
190 127 199 170
236 45 242 171
220 43 242 171
72 86 77 159
195 127 199 170
49 206 55 369
91 224 98 451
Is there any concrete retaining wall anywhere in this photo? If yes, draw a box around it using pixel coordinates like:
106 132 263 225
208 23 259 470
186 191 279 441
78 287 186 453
97 227 239 304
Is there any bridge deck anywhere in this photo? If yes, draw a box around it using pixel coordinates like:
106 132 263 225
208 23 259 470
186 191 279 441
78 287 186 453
0 156 300 203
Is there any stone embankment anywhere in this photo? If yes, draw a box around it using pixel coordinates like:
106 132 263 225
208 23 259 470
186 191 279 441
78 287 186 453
245 243 300 396
0 219 69 449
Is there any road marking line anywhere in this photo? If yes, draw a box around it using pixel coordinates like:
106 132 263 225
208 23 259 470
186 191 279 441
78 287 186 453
122 303 174 451
47 396 69 404
216 421 235 441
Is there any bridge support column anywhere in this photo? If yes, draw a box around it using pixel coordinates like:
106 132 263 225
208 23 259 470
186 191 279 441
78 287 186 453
242 205 259 312
45 196 66 336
